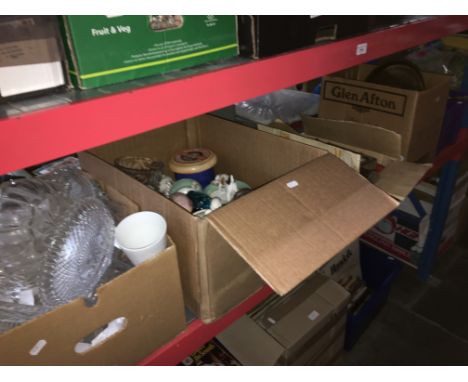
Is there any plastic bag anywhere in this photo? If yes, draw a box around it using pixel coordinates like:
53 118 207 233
406 43 468 90
235 89 320 125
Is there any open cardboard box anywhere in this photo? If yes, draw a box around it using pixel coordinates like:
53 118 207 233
257 121 363 172
260 115 431 202
299 115 432 201
79 114 427 323
319 64 451 162
0 184 186 366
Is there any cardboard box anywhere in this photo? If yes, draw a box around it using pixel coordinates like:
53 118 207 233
361 171 468 264
238 16 372 59
319 64 451 161
61 16 238 89
0 186 186 365
179 339 241 366
318 240 366 304
238 16 428 59
79 114 427 323
263 115 431 199
306 331 345 366
257 122 362 172
0 16 66 99
217 273 349 365
300 115 405 166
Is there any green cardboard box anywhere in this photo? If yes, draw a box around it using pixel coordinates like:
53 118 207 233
61 16 238 89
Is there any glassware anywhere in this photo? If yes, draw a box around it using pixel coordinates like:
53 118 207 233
39 197 114 306
0 167 115 330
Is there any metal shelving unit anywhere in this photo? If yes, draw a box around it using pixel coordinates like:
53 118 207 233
1 16 468 175
1 16 468 366
417 129 468 279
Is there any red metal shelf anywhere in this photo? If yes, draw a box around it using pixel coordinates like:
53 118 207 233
138 285 273 366
1 16 468 175
425 128 468 179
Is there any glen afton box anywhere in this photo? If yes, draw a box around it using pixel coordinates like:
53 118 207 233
319 64 451 162
61 16 238 89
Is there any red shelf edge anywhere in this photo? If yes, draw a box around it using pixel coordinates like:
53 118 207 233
2 16 468 175
425 128 468 179
137 285 273 366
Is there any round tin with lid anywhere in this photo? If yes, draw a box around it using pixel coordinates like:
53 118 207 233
169 148 217 187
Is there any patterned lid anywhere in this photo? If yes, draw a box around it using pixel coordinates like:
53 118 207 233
169 148 217 174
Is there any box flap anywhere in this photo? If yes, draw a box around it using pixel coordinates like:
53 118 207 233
257 123 362 172
301 115 402 159
207 154 398 295
374 161 431 201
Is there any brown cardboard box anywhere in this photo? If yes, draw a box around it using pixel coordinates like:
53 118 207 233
319 64 451 162
0 188 186 365
216 274 349 365
179 339 241 366
318 240 366 305
257 122 362 172
307 330 345 366
264 116 431 202
300 115 404 166
0 16 67 99
79 114 427 323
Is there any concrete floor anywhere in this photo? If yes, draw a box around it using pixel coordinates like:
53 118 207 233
340 244 468 365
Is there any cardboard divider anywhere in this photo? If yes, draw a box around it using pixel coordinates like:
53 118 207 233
298 115 430 196
375 161 432 201
257 123 362 172
301 115 402 159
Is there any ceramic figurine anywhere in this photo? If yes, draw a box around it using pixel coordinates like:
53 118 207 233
170 178 202 195
187 190 212 213
225 175 239 203
206 174 239 205
158 175 174 197
212 174 230 186
210 197 222 211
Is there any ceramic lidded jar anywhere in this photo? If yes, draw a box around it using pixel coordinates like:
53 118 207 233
168 148 217 188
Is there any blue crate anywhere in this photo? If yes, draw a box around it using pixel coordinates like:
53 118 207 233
344 242 403 351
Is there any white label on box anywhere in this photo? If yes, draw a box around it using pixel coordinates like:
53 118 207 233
356 43 368 56
287 180 299 189
308 310 320 321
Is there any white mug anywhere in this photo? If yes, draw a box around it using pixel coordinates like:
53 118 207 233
115 211 167 266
